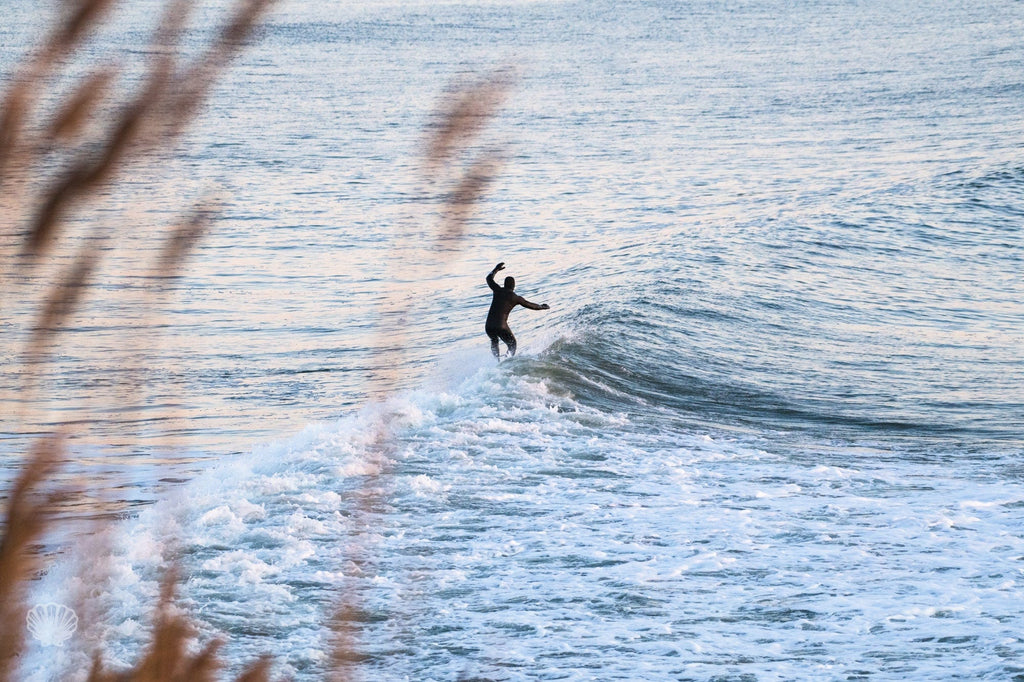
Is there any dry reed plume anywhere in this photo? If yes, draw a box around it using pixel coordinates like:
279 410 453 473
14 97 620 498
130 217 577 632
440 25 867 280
329 70 514 681
1 0 514 678
1 0 275 679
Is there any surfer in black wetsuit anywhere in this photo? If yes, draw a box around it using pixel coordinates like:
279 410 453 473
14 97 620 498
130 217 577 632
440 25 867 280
485 262 549 359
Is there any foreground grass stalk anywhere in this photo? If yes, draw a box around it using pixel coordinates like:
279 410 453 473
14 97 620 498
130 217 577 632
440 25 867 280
1 1 276 679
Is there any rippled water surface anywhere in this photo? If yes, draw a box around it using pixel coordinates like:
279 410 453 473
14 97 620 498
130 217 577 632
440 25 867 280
3 0 1023 679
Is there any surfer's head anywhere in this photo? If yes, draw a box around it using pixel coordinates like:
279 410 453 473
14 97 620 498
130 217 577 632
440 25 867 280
503 276 515 290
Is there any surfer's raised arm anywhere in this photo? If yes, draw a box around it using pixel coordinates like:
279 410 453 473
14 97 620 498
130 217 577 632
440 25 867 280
486 262 505 291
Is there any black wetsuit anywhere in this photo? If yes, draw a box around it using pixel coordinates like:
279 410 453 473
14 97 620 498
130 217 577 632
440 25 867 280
485 271 545 358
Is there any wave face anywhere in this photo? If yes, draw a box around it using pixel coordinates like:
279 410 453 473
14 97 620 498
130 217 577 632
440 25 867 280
532 163 1024 451
536 166 1024 446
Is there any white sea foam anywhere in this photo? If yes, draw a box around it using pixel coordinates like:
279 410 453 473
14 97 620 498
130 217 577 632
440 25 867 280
20 352 1024 680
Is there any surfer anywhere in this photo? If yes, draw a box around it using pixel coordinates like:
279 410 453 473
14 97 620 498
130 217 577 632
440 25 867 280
485 262 549 359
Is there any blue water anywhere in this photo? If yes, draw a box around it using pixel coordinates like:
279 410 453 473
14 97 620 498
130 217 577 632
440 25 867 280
3 0 1023 679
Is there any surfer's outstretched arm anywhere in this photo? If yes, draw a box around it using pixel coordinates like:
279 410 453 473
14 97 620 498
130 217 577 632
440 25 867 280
486 262 505 291
518 296 550 311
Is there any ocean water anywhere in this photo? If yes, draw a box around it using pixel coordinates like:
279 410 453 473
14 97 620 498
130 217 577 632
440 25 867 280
3 0 1024 679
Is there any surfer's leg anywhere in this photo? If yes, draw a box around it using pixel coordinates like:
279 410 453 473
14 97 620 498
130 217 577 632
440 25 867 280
500 329 517 358
487 330 500 358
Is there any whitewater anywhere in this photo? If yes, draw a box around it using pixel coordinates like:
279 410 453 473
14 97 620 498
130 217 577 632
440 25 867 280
23 349 1024 680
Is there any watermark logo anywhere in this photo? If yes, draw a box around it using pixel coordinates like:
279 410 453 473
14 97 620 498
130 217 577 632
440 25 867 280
26 603 78 647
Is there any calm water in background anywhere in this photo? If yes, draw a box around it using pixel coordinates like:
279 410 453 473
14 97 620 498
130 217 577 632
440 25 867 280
3 0 1024 679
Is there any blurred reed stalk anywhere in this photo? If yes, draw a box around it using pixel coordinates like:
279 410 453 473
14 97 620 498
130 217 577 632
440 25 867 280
0 436 66 682
1 0 275 679
327 71 514 681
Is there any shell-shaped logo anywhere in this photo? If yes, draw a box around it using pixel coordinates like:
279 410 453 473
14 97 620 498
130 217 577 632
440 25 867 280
26 603 78 647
